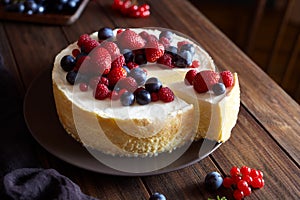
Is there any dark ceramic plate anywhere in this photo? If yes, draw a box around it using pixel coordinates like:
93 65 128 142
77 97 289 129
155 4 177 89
24 68 221 176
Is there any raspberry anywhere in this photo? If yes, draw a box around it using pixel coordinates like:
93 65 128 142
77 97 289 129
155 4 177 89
77 34 91 48
117 77 138 92
83 39 100 53
89 76 101 89
127 62 139 70
157 54 174 68
101 41 120 58
118 29 145 50
193 70 220 93
184 69 197 85
159 36 170 49
220 70 234 88
158 87 174 102
100 76 109 86
107 66 127 87
145 40 164 63
94 83 110 100
151 92 159 102
89 47 111 75
111 54 125 69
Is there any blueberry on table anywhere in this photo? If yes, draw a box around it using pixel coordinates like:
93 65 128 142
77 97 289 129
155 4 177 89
205 171 223 191
120 92 135 106
60 55 76 72
145 77 162 93
98 27 114 41
149 192 166 200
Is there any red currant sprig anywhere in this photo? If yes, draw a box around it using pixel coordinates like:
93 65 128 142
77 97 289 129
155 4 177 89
223 166 264 200
112 0 150 18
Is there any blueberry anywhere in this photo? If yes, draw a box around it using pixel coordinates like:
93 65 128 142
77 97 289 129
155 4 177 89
136 89 151 105
66 71 77 85
212 83 226 95
5 3 25 12
149 192 166 200
98 27 113 41
204 172 223 191
128 68 147 86
145 77 162 93
175 50 192 67
122 66 130 73
166 46 177 57
121 49 134 63
179 43 195 56
134 53 147 65
67 0 78 9
159 30 174 42
60 55 76 72
24 1 38 12
120 92 135 106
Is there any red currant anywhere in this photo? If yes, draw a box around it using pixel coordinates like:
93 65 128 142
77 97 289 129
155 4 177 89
140 10 150 17
140 3 150 11
251 177 263 188
120 0 132 15
260 178 265 188
233 189 244 200
243 186 252 197
250 169 260 178
232 175 242 184
223 177 234 188
257 170 263 178
79 83 88 92
112 0 123 10
240 166 251 176
242 175 253 185
230 166 240 177
237 180 249 191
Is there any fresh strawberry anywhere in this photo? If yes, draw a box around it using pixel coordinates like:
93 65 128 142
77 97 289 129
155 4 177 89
184 69 197 85
107 66 127 87
177 41 190 50
220 70 234 88
77 34 91 48
157 53 174 68
193 70 220 93
117 77 138 92
139 31 150 41
189 60 200 68
159 36 170 49
89 47 111 75
83 39 100 53
158 87 175 102
118 29 145 50
101 41 120 59
145 40 164 62
94 83 110 100
111 54 125 69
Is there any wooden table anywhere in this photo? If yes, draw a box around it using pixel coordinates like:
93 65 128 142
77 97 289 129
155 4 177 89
1 0 299 199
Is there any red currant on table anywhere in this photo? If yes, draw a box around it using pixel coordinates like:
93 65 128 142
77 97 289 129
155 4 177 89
251 176 263 188
242 175 253 185
237 180 249 191
240 166 251 176
233 189 244 200
242 186 252 197
230 166 240 177
223 177 234 188
112 0 151 18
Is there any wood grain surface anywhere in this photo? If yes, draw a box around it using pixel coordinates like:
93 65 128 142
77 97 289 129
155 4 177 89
0 0 299 199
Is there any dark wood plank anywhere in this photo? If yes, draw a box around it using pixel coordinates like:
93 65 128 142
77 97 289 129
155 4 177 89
149 0 300 164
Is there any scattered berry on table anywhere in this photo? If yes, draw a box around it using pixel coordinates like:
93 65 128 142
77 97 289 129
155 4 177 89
149 192 166 200
233 189 244 200
222 177 234 188
240 166 251 176
158 87 175 102
145 77 162 93
204 171 223 191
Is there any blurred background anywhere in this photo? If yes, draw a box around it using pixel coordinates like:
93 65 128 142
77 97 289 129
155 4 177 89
189 0 300 104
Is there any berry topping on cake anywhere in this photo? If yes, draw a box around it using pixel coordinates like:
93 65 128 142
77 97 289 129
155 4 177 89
79 83 88 92
60 55 76 72
184 69 197 85
179 43 195 56
118 29 146 50
111 54 126 69
220 70 234 88
145 77 162 93
159 30 174 42
89 47 111 75
145 40 165 63
98 27 114 41
150 92 159 102
193 70 220 93
177 41 190 50
158 87 175 102
120 91 135 106
135 89 151 105
157 53 174 68
159 37 171 49
128 67 147 86
94 83 110 100
121 48 134 63
117 77 138 92
107 66 128 87
66 71 77 85
134 53 147 65
82 39 100 53
100 41 120 58
77 34 90 48
212 83 226 95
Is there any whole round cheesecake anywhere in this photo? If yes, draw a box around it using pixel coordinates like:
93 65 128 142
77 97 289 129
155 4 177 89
52 27 240 157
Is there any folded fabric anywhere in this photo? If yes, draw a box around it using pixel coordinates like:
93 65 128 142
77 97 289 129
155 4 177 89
3 168 98 200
